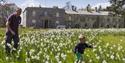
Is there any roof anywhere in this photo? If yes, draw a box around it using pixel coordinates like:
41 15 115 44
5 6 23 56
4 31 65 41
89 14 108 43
23 7 65 13
23 7 110 16
65 10 109 16
4 3 15 6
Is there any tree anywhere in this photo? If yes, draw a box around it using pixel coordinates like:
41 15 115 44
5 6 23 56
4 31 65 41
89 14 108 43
110 0 125 27
0 0 15 27
0 0 6 26
64 1 72 10
110 0 125 16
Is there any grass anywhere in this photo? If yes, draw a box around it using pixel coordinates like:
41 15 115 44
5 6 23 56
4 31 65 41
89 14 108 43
0 28 125 63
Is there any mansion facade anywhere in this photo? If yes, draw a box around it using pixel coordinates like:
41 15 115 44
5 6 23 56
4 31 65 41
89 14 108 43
22 7 125 28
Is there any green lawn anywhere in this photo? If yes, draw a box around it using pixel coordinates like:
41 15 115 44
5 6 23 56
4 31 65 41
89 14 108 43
0 28 125 63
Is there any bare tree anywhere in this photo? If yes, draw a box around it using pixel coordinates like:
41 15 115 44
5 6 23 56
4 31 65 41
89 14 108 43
0 0 14 27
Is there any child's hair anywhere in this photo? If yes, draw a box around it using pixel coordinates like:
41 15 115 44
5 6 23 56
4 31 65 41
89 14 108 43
79 34 85 39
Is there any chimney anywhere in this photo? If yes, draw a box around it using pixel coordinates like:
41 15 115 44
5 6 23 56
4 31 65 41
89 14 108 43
98 5 102 13
39 5 41 8
53 6 58 9
95 7 98 12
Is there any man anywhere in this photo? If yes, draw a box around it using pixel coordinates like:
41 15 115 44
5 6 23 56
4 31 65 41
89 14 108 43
74 34 92 63
5 8 22 53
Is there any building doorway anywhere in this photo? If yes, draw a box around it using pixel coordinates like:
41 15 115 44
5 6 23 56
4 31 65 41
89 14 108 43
44 20 49 28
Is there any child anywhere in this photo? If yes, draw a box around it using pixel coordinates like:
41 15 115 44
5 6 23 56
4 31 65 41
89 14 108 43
74 34 92 63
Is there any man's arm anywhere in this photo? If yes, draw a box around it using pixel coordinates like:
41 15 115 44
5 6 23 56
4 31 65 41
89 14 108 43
6 21 15 35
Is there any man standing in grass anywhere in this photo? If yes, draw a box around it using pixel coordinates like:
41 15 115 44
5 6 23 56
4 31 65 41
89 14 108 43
5 8 22 53
74 34 92 63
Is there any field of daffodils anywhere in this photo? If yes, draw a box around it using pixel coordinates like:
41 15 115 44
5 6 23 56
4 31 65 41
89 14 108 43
0 28 125 63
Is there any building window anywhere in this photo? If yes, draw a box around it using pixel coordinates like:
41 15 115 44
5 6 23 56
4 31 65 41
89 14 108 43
119 19 121 21
89 18 92 21
56 21 59 24
107 18 110 21
44 11 48 16
69 16 71 21
32 19 36 24
92 17 95 21
81 17 85 21
32 11 36 16
56 12 60 17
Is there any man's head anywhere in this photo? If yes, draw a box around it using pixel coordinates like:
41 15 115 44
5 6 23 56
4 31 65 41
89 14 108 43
79 34 86 43
15 8 22 16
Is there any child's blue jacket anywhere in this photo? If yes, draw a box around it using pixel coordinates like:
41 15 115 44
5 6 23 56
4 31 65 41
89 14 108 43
74 42 92 54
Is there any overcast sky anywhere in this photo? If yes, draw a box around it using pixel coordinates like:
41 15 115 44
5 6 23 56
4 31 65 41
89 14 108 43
7 0 111 10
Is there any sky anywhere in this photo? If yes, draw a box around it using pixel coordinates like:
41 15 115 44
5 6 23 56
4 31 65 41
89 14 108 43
6 0 110 10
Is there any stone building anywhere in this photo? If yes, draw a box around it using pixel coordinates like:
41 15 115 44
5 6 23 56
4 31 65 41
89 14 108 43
65 10 124 28
22 7 65 28
22 7 124 28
